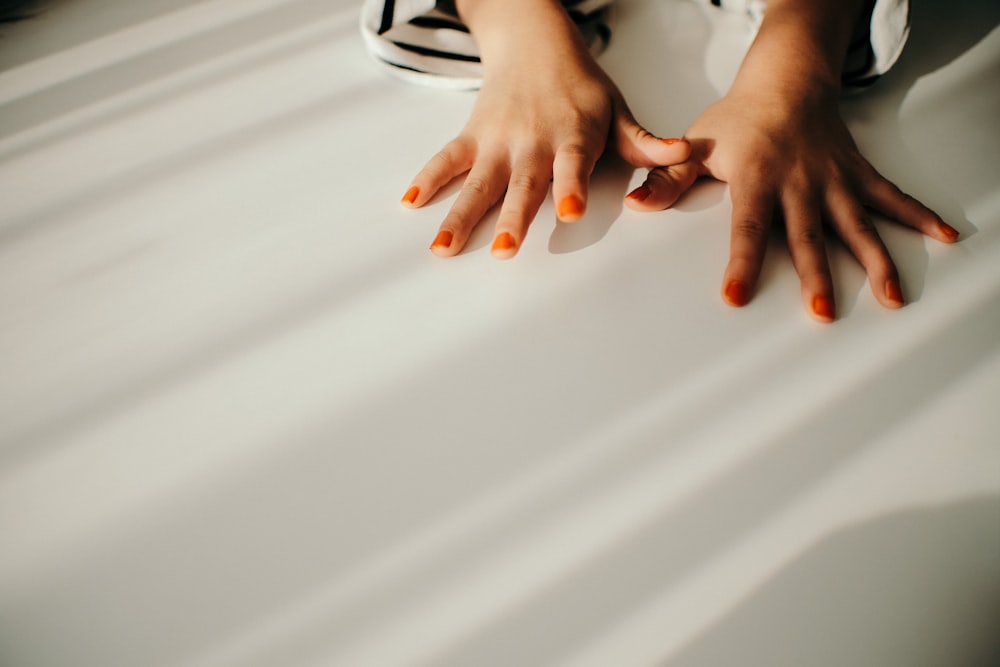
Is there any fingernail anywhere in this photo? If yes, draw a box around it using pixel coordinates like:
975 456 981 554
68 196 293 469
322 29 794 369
938 222 959 243
660 137 682 145
885 279 904 305
812 295 835 321
430 230 453 251
557 194 585 221
723 280 750 307
492 232 516 254
401 185 420 205
626 184 651 202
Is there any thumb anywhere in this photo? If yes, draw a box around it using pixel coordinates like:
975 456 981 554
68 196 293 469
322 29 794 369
613 98 690 168
624 162 702 211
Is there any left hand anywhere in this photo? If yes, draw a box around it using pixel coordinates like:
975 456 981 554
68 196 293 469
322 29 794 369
624 90 959 322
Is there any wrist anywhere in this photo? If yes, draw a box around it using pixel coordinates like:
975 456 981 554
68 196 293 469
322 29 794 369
730 0 868 102
455 0 586 66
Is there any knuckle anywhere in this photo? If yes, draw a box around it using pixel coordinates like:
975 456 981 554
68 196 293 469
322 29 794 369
565 110 604 141
509 172 543 195
558 141 593 164
646 167 673 186
795 226 825 247
733 218 769 240
845 212 878 238
853 215 878 237
462 175 492 198
430 145 461 172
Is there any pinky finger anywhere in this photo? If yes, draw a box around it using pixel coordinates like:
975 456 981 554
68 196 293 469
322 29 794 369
402 138 477 208
862 170 959 243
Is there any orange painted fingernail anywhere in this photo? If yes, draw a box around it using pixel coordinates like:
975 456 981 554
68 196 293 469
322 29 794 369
660 137 682 145
401 185 420 205
492 232 516 254
430 230 453 251
626 184 651 202
812 295 835 321
938 222 959 242
885 279 904 305
723 280 749 307
557 194 585 221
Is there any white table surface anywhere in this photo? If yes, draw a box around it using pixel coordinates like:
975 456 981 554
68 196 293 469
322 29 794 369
1 0 999 665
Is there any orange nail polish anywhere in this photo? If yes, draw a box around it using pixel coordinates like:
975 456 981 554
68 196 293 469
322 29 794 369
557 194 585 221
812 295 835 321
492 232 516 254
430 230 453 250
660 137 681 145
626 184 651 202
723 280 749 307
938 222 959 242
885 279 904 305
401 185 420 205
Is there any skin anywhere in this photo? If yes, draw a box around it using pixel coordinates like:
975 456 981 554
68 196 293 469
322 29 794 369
402 0 691 258
402 0 959 322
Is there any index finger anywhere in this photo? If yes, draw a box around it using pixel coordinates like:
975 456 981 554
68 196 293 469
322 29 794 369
721 180 775 307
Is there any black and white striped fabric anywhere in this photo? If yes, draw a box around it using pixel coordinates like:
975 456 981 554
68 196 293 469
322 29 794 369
360 0 615 89
360 0 909 90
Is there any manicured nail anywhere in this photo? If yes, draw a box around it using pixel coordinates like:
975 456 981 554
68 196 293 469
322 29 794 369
492 232 516 255
557 194 585 221
430 230 453 251
938 222 959 243
723 280 750 307
401 185 420 205
812 295 835 321
626 184 651 202
660 137 682 145
885 279 904 305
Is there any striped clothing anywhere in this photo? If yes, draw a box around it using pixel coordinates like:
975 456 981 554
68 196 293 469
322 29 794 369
360 0 909 90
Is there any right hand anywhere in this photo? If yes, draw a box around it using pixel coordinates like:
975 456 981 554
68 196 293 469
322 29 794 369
401 25 690 259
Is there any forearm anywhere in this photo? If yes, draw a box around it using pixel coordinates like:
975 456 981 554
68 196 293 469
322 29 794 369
730 0 873 102
454 0 589 72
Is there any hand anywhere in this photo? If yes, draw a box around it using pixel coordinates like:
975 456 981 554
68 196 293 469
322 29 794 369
400 9 690 259
624 90 958 322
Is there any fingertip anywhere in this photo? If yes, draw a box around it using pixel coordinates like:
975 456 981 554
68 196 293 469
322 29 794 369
722 279 751 308
557 194 586 222
624 163 700 212
937 221 960 243
809 294 836 323
491 231 518 260
657 137 691 161
883 278 905 308
429 229 457 256
625 183 651 205
401 185 421 207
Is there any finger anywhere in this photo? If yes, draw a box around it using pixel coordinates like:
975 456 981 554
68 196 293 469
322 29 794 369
551 139 599 223
721 181 775 308
403 137 477 208
624 162 700 211
430 155 509 257
861 167 959 243
491 154 553 259
826 183 904 309
612 98 691 168
782 189 836 323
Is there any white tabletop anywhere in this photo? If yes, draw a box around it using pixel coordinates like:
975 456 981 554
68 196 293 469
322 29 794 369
2 0 999 665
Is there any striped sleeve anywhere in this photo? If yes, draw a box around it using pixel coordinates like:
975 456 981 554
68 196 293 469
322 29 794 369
359 0 615 89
